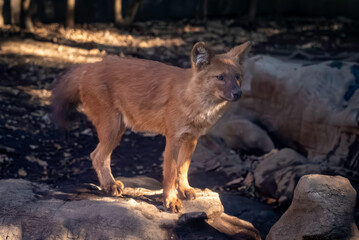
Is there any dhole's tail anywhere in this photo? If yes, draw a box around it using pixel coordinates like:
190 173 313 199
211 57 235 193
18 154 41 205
51 66 81 131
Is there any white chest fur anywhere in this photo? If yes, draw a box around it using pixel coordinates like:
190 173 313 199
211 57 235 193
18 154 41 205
176 101 228 139
195 101 228 125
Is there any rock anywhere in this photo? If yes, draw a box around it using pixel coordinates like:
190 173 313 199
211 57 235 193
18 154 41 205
253 148 359 205
253 148 322 204
207 20 228 36
190 136 225 173
267 174 359 240
234 56 359 169
118 176 162 190
210 213 261 240
190 136 254 188
0 179 261 240
220 192 281 239
210 114 274 153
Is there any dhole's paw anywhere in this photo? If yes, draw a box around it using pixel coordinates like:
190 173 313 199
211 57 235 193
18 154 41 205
103 180 124 196
164 194 182 213
178 187 196 200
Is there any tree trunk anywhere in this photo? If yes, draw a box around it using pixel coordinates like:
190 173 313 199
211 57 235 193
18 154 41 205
114 0 141 27
114 0 124 25
11 0 21 25
203 0 207 23
66 0 75 28
21 0 34 31
248 0 257 23
126 0 140 24
0 0 4 27
275 0 283 19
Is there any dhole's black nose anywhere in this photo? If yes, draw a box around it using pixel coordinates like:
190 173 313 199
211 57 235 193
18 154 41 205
232 90 242 101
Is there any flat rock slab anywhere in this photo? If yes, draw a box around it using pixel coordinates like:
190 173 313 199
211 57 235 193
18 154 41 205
0 179 260 240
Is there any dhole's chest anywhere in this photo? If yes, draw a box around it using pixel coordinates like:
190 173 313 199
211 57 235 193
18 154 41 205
195 101 228 125
176 101 229 138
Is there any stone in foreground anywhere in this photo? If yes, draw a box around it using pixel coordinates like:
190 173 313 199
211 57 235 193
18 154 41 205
267 174 359 240
0 179 260 240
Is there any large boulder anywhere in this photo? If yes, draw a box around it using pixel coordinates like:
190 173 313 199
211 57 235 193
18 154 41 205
253 148 359 205
190 136 255 188
210 114 274 154
253 148 322 204
0 178 261 240
234 56 359 169
267 174 359 240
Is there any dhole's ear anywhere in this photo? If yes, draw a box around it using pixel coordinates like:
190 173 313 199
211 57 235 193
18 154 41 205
228 41 252 64
191 42 214 71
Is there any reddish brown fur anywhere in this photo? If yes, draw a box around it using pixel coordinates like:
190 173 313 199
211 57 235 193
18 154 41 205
52 41 251 212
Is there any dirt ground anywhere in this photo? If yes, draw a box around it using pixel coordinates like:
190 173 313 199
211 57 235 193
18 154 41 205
0 16 358 237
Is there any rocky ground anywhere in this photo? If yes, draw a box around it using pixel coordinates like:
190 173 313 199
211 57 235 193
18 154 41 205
0 16 359 238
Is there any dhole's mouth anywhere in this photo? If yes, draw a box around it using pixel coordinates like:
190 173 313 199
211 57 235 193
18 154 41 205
220 95 240 102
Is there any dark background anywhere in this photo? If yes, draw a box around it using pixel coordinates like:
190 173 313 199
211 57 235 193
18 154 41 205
2 0 359 24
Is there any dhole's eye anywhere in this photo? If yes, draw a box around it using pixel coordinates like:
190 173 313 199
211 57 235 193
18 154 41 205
235 74 240 80
216 75 224 81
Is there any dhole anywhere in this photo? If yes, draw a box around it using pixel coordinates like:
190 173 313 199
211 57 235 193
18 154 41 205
52 41 251 212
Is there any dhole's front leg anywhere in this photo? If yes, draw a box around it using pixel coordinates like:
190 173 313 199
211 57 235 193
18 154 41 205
176 137 198 200
163 136 182 212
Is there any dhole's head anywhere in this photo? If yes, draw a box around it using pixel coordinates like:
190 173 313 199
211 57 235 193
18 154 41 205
191 41 251 102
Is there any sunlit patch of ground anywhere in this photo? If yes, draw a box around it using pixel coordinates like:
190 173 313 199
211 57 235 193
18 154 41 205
0 21 256 68
1 17 357 69
0 39 105 68
35 23 185 48
19 86 52 106
0 23 187 68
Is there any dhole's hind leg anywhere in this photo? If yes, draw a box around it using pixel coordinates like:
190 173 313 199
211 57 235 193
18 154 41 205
90 113 125 196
